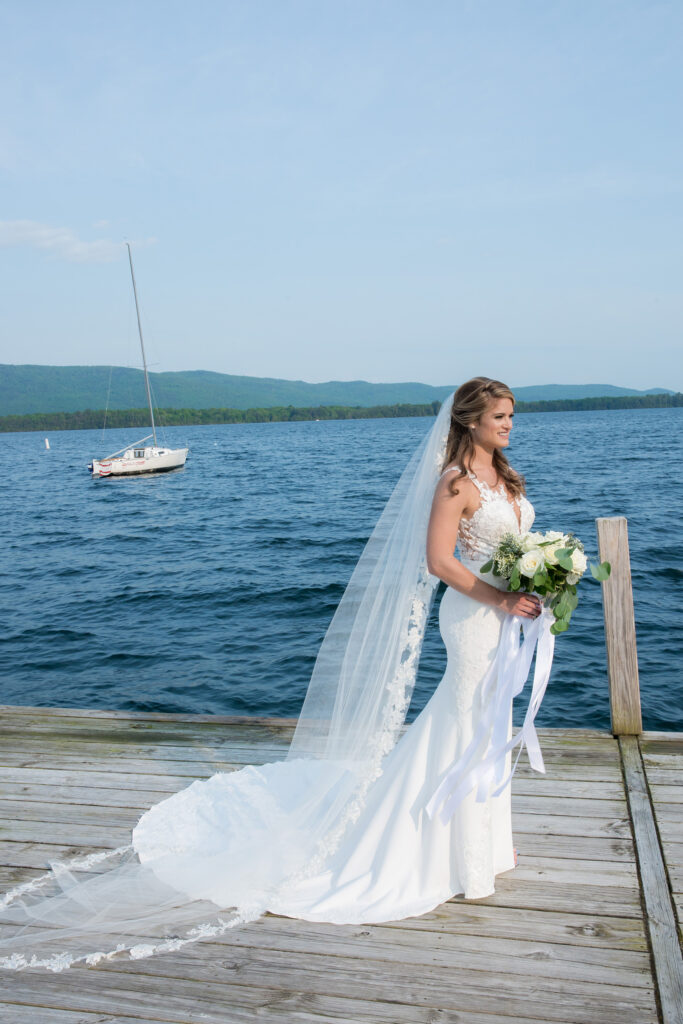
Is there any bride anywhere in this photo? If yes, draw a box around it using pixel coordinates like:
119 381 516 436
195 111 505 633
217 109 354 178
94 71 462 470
0 376 541 972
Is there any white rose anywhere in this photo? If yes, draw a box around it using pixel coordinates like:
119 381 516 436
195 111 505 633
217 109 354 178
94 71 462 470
544 544 560 565
566 572 580 585
570 548 587 575
542 531 568 565
522 531 545 552
519 549 544 577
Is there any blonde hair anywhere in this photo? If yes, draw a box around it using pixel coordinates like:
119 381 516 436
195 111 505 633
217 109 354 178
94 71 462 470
442 377 525 498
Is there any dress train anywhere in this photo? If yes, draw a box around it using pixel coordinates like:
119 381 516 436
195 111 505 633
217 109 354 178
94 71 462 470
132 566 516 925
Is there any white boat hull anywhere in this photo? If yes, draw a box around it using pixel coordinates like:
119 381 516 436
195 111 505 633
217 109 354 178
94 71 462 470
91 447 188 478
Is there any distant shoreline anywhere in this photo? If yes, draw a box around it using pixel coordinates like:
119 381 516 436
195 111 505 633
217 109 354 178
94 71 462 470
1 393 681 434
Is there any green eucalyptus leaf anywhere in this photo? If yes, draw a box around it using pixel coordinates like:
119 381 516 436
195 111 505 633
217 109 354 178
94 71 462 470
590 561 611 581
550 618 570 635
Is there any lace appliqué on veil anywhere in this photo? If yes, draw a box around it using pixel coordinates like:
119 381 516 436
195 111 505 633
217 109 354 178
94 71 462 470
289 558 438 881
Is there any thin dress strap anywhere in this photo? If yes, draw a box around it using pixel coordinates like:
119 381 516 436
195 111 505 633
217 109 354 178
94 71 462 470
439 465 479 487
464 469 486 493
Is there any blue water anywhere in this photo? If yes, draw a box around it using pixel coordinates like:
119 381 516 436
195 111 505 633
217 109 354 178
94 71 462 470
1 408 680 732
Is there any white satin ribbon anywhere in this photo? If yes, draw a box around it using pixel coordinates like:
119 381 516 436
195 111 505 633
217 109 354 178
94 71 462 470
425 605 556 825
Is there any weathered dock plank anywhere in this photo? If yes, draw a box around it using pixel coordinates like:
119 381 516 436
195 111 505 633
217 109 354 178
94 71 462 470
620 736 683 1023
641 736 683 955
0 952 660 1024
0 706 680 1024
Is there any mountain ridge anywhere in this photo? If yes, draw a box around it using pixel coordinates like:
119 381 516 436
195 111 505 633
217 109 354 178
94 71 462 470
0 364 672 416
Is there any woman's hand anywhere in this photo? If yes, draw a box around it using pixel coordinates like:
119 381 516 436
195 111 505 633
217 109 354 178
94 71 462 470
500 592 542 619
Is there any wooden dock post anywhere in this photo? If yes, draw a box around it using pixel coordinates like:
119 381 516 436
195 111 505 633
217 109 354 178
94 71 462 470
595 516 642 736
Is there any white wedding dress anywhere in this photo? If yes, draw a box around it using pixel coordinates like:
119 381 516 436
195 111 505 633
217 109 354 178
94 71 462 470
1 408 541 971
131 468 535 922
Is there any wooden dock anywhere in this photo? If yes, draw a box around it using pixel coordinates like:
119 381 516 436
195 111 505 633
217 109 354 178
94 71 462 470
0 705 681 1024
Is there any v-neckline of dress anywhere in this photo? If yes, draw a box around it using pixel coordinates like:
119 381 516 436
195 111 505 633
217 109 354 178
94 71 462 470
466 470 522 532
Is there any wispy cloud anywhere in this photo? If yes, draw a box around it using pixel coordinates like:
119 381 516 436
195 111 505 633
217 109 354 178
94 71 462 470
0 221 154 263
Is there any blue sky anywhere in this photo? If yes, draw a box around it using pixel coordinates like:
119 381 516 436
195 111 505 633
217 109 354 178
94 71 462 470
1 0 681 389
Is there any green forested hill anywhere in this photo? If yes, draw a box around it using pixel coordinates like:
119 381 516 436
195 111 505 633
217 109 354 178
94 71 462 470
0 365 455 415
0 364 672 416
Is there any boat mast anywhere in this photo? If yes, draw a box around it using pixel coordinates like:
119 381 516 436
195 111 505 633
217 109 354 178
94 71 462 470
126 242 157 446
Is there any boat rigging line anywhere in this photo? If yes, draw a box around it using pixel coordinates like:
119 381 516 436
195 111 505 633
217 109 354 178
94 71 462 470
126 241 157 447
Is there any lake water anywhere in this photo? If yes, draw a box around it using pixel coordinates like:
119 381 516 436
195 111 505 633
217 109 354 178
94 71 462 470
1 407 680 732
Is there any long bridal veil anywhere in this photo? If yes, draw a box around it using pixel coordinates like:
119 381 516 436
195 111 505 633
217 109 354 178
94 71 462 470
0 396 454 972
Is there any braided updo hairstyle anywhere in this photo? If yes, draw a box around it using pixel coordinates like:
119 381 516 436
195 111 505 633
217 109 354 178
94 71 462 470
442 377 525 497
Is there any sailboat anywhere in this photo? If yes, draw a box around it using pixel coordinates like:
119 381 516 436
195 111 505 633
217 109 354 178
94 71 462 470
89 244 189 478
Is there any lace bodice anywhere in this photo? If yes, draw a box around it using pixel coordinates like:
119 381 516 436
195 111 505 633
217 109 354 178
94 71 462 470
440 467 534 563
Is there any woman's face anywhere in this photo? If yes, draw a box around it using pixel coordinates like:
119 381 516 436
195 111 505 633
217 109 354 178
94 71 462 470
471 397 514 450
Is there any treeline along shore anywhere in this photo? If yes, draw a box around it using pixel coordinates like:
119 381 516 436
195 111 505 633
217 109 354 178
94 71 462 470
1 392 681 433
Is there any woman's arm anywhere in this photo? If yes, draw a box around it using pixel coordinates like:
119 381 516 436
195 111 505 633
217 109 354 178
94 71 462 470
426 475 540 619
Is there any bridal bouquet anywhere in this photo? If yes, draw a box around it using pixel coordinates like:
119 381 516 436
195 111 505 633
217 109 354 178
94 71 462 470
480 531 611 635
